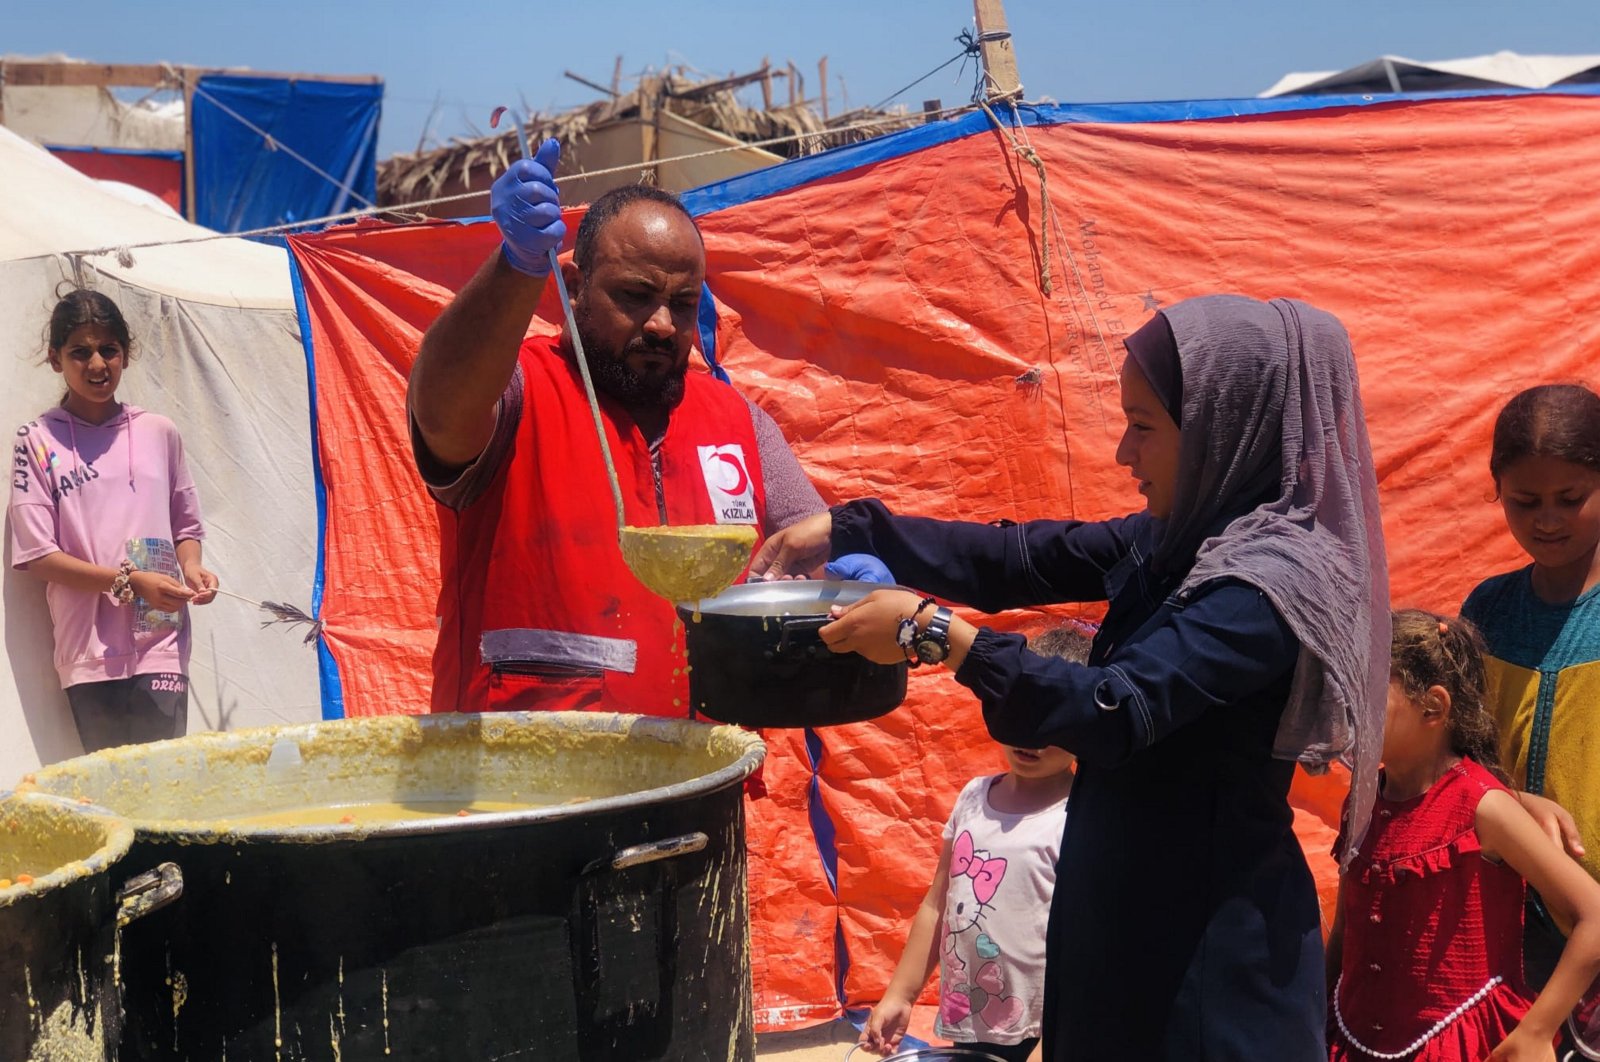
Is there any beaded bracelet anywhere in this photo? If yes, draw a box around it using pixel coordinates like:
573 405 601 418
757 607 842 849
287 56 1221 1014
109 559 137 605
895 596 939 666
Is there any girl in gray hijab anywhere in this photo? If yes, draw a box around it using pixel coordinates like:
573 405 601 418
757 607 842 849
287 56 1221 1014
754 294 1388 1062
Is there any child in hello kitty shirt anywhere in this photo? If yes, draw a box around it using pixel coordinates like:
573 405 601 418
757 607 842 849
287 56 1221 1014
860 625 1087 1062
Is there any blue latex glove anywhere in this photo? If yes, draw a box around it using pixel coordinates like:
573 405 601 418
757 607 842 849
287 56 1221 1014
491 138 565 277
825 553 894 584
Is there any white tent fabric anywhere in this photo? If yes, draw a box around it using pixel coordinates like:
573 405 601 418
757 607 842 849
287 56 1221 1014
1261 50 1600 98
1 127 320 785
0 124 290 307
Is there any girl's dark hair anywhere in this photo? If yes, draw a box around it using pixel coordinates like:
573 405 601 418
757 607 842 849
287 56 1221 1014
1027 621 1095 665
1489 384 1600 486
1389 609 1509 784
46 289 134 357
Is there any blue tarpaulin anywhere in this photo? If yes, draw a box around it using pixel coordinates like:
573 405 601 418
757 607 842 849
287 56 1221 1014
192 74 381 234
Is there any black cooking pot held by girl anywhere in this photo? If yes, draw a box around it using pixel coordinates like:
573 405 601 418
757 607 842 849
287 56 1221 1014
678 580 909 727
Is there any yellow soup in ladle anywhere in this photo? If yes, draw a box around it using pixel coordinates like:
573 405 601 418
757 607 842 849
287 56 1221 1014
620 524 758 603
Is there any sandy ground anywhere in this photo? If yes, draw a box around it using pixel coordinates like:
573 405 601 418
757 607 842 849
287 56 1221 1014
754 1019 863 1061
755 1011 951 1060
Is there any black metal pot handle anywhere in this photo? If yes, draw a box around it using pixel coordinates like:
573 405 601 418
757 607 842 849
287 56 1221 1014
115 862 183 926
573 833 708 1060
601 832 708 872
777 615 831 656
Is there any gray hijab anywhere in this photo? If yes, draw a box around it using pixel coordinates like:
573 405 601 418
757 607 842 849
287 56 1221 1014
1140 294 1389 867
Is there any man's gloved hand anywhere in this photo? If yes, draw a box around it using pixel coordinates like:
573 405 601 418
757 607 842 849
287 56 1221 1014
491 138 565 277
825 553 895 584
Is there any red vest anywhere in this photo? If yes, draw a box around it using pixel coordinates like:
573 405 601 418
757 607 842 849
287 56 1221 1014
431 335 767 715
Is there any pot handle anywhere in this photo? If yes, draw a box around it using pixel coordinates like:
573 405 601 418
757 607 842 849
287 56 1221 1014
777 615 831 656
115 862 183 926
572 832 708 1060
599 832 708 873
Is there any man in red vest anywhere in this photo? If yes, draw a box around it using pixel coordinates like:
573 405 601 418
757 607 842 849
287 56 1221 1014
407 140 832 715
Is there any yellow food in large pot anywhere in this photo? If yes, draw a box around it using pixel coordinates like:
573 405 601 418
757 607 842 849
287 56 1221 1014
22 713 765 842
0 793 130 897
221 797 587 828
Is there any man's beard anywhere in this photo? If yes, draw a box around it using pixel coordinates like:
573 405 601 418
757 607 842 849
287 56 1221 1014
574 308 687 412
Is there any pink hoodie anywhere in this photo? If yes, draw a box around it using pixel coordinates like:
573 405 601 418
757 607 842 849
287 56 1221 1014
9 404 205 687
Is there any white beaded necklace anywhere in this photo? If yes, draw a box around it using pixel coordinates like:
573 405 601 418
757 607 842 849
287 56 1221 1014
1333 973 1503 1059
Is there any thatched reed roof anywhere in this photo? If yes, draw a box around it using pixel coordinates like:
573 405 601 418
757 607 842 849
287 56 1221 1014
377 64 929 213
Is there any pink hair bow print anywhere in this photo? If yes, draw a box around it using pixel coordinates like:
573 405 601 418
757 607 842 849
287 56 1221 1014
950 830 1007 905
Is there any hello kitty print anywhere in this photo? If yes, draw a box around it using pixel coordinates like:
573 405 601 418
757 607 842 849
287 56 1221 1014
934 776 1068 1046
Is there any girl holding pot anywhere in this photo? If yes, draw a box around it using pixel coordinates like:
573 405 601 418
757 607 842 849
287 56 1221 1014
751 295 1389 1061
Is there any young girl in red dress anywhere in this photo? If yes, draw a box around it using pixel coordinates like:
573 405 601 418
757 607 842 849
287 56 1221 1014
1328 610 1600 1061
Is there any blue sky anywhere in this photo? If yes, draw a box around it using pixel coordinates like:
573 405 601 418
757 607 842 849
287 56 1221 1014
8 0 1598 159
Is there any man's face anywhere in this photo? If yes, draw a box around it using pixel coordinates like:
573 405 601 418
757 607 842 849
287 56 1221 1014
567 202 706 414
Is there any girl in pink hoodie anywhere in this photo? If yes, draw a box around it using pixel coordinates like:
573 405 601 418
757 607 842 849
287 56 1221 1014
9 290 218 751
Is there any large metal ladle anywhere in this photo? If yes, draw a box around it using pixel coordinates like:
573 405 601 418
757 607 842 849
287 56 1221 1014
491 109 757 603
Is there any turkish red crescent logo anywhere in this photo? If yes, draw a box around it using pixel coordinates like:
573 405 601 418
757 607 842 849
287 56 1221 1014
714 452 750 495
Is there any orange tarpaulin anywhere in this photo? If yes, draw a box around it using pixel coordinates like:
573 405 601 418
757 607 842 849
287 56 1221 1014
288 87 1600 1026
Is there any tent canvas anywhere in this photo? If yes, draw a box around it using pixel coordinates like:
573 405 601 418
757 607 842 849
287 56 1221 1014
286 83 1600 1023
1 57 383 234
0 126 320 784
1262 50 1600 97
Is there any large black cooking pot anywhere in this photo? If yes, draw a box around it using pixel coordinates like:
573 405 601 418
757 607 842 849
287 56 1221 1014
0 792 181 1061
679 580 909 726
25 712 765 1062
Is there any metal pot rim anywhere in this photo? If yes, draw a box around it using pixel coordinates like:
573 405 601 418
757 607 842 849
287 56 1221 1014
0 791 134 907
27 713 766 844
681 578 904 616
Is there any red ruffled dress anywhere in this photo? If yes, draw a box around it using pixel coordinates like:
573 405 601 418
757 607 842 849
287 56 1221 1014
1331 758 1538 1061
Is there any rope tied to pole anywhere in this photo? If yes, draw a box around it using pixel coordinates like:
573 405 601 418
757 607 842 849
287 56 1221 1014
57 101 978 263
977 96 1053 296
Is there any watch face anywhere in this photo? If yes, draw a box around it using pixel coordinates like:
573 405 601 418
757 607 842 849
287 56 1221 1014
914 637 949 664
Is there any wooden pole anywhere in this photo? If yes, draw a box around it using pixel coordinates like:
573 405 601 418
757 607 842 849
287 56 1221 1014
972 0 1023 99
923 99 942 124
639 75 661 183
564 69 620 98
818 57 829 121
787 61 798 106
182 66 198 222
760 57 773 110
611 55 624 96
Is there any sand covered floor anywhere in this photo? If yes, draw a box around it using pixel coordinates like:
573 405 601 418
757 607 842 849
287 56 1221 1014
756 1010 952 1061
756 1018 862 1061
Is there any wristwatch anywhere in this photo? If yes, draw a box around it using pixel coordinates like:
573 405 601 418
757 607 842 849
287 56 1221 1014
912 606 954 665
